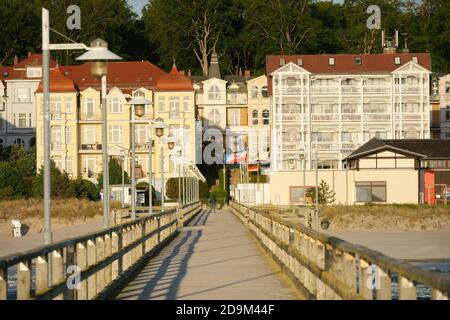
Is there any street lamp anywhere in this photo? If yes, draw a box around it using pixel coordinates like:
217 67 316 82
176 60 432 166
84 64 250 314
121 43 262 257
152 118 168 212
299 148 306 209
76 38 122 228
127 96 152 220
119 149 128 210
42 7 122 243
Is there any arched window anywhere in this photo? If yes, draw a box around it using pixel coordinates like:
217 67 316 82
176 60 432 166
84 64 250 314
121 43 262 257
208 108 221 126
262 109 270 125
261 86 268 97
208 85 221 100
134 90 145 97
251 86 259 99
252 110 258 125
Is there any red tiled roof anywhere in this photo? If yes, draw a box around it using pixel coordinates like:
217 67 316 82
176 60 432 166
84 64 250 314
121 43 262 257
156 65 193 91
266 53 432 95
36 66 77 93
14 54 57 69
61 61 167 92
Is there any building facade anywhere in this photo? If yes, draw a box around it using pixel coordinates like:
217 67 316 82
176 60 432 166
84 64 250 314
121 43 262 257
267 53 432 172
438 74 450 139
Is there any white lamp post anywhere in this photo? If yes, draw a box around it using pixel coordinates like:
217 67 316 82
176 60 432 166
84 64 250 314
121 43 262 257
42 7 122 242
119 149 128 210
152 118 168 212
127 96 152 219
76 39 122 228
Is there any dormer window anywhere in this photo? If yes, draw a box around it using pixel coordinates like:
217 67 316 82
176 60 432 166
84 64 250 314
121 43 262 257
208 85 221 100
297 58 303 66
395 57 401 65
355 57 362 65
262 86 268 97
328 58 335 66
26 67 42 78
412 56 418 64
280 58 286 66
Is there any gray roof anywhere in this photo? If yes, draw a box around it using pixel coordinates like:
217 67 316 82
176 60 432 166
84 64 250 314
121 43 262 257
346 138 450 160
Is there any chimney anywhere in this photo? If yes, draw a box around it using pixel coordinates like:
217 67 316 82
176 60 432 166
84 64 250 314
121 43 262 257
239 68 243 76
245 69 251 77
28 51 32 58
13 55 18 66
188 69 192 77
179 70 185 76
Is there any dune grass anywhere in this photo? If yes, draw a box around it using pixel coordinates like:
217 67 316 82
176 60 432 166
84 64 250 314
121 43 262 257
0 199 122 223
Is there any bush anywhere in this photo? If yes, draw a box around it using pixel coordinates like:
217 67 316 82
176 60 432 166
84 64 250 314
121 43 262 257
97 158 130 191
32 161 73 199
70 179 100 201
307 180 336 205
165 178 180 200
0 162 25 199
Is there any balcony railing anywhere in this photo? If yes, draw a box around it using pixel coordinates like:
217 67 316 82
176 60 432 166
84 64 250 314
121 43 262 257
310 86 339 95
398 114 423 121
363 114 391 122
395 85 425 94
363 86 390 94
226 96 248 105
312 142 340 151
311 114 339 121
342 114 362 121
277 114 303 122
79 113 102 121
341 86 360 94
274 86 309 95
341 142 360 150
80 144 102 151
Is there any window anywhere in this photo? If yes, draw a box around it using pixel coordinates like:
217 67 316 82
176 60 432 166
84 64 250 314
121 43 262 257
286 77 296 86
109 125 122 143
252 110 259 125
342 103 358 113
262 109 270 125
280 58 286 66
51 126 63 150
159 97 165 112
15 113 28 128
65 97 73 113
262 86 268 97
342 131 358 142
51 98 62 119
395 57 401 65
328 57 335 66
312 160 339 170
26 67 42 78
66 126 72 144
208 108 221 126
15 88 30 103
66 156 73 174
82 126 98 144
297 58 303 66
355 57 362 65
208 85 221 100
412 56 418 64
52 156 63 171
169 96 180 117
83 99 96 116
109 97 122 113
183 96 190 112
356 182 386 203
228 109 240 126
251 86 259 99
135 124 148 145
14 138 25 147
134 90 145 97
404 129 420 139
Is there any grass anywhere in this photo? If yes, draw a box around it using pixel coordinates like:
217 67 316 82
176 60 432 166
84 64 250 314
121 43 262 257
0 199 122 223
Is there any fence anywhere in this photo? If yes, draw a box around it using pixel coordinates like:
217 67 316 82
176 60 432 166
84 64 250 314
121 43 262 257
230 201 450 300
0 203 202 300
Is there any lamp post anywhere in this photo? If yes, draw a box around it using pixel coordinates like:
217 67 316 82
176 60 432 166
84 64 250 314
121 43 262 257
127 97 152 219
76 39 122 228
42 7 122 241
152 118 168 212
119 149 128 210
299 148 306 208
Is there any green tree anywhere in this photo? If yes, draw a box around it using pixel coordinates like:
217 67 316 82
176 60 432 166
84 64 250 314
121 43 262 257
70 179 100 201
32 161 73 199
97 158 130 191
165 178 180 200
307 180 336 205
0 162 25 199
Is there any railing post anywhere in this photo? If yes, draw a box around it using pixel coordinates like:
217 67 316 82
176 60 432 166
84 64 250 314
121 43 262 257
65 245 76 300
375 266 391 300
51 250 64 300
343 252 357 294
0 266 7 300
86 240 97 299
17 261 31 300
76 242 87 300
112 232 120 280
104 234 112 286
398 276 417 300
35 256 48 296
96 236 105 294
359 259 373 300
432 289 448 300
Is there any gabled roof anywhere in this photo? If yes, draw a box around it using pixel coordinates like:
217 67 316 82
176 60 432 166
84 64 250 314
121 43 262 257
61 61 167 92
345 138 450 161
14 54 57 69
36 66 76 93
156 64 193 91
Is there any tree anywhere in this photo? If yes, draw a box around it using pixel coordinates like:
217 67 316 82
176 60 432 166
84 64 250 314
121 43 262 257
0 162 25 200
97 158 130 191
70 179 100 201
32 161 73 199
165 178 180 200
307 180 336 205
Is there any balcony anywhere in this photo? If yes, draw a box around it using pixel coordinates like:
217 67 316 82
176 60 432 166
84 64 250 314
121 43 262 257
80 144 102 152
341 86 360 94
311 114 339 122
395 86 424 94
274 86 309 95
363 86 390 94
342 114 362 121
226 96 248 105
312 142 340 151
363 114 391 122
79 113 102 121
341 142 360 150
282 142 302 151
277 114 303 122
311 86 339 95
398 113 423 121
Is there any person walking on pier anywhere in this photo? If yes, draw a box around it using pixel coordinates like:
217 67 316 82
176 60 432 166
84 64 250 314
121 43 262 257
209 194 217 213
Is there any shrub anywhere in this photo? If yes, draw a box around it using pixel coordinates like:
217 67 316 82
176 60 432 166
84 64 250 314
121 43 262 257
97 158 130 191
70 179 100 201
307 180 336 205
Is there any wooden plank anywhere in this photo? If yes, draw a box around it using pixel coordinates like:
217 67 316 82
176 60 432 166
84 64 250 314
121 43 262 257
112 232 120 280
76 243 87 300
17 262 31 300
104 235 112 287
51 250 64 300
86 240 97 300
398 276 417 300
359 259 373 300
95 237 105 294
35 256 48 295
375 266 392 300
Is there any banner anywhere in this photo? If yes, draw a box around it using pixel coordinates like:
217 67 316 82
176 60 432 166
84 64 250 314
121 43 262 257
225 150 247 164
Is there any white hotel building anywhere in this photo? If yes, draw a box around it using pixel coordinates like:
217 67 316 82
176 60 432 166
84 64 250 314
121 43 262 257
267 52 432 171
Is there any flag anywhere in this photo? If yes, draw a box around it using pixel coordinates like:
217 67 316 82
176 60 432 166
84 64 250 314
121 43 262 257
225 150 247 164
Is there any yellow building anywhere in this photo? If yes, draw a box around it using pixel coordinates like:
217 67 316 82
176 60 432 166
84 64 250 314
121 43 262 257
35 61 200 201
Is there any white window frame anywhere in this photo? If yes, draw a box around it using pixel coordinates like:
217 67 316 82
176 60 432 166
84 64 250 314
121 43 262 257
228 109 240 126
15 88 31 103
159 97 166 112
109 96 122 113
208 85 221 100
109 125 122 144
169 97 180 117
